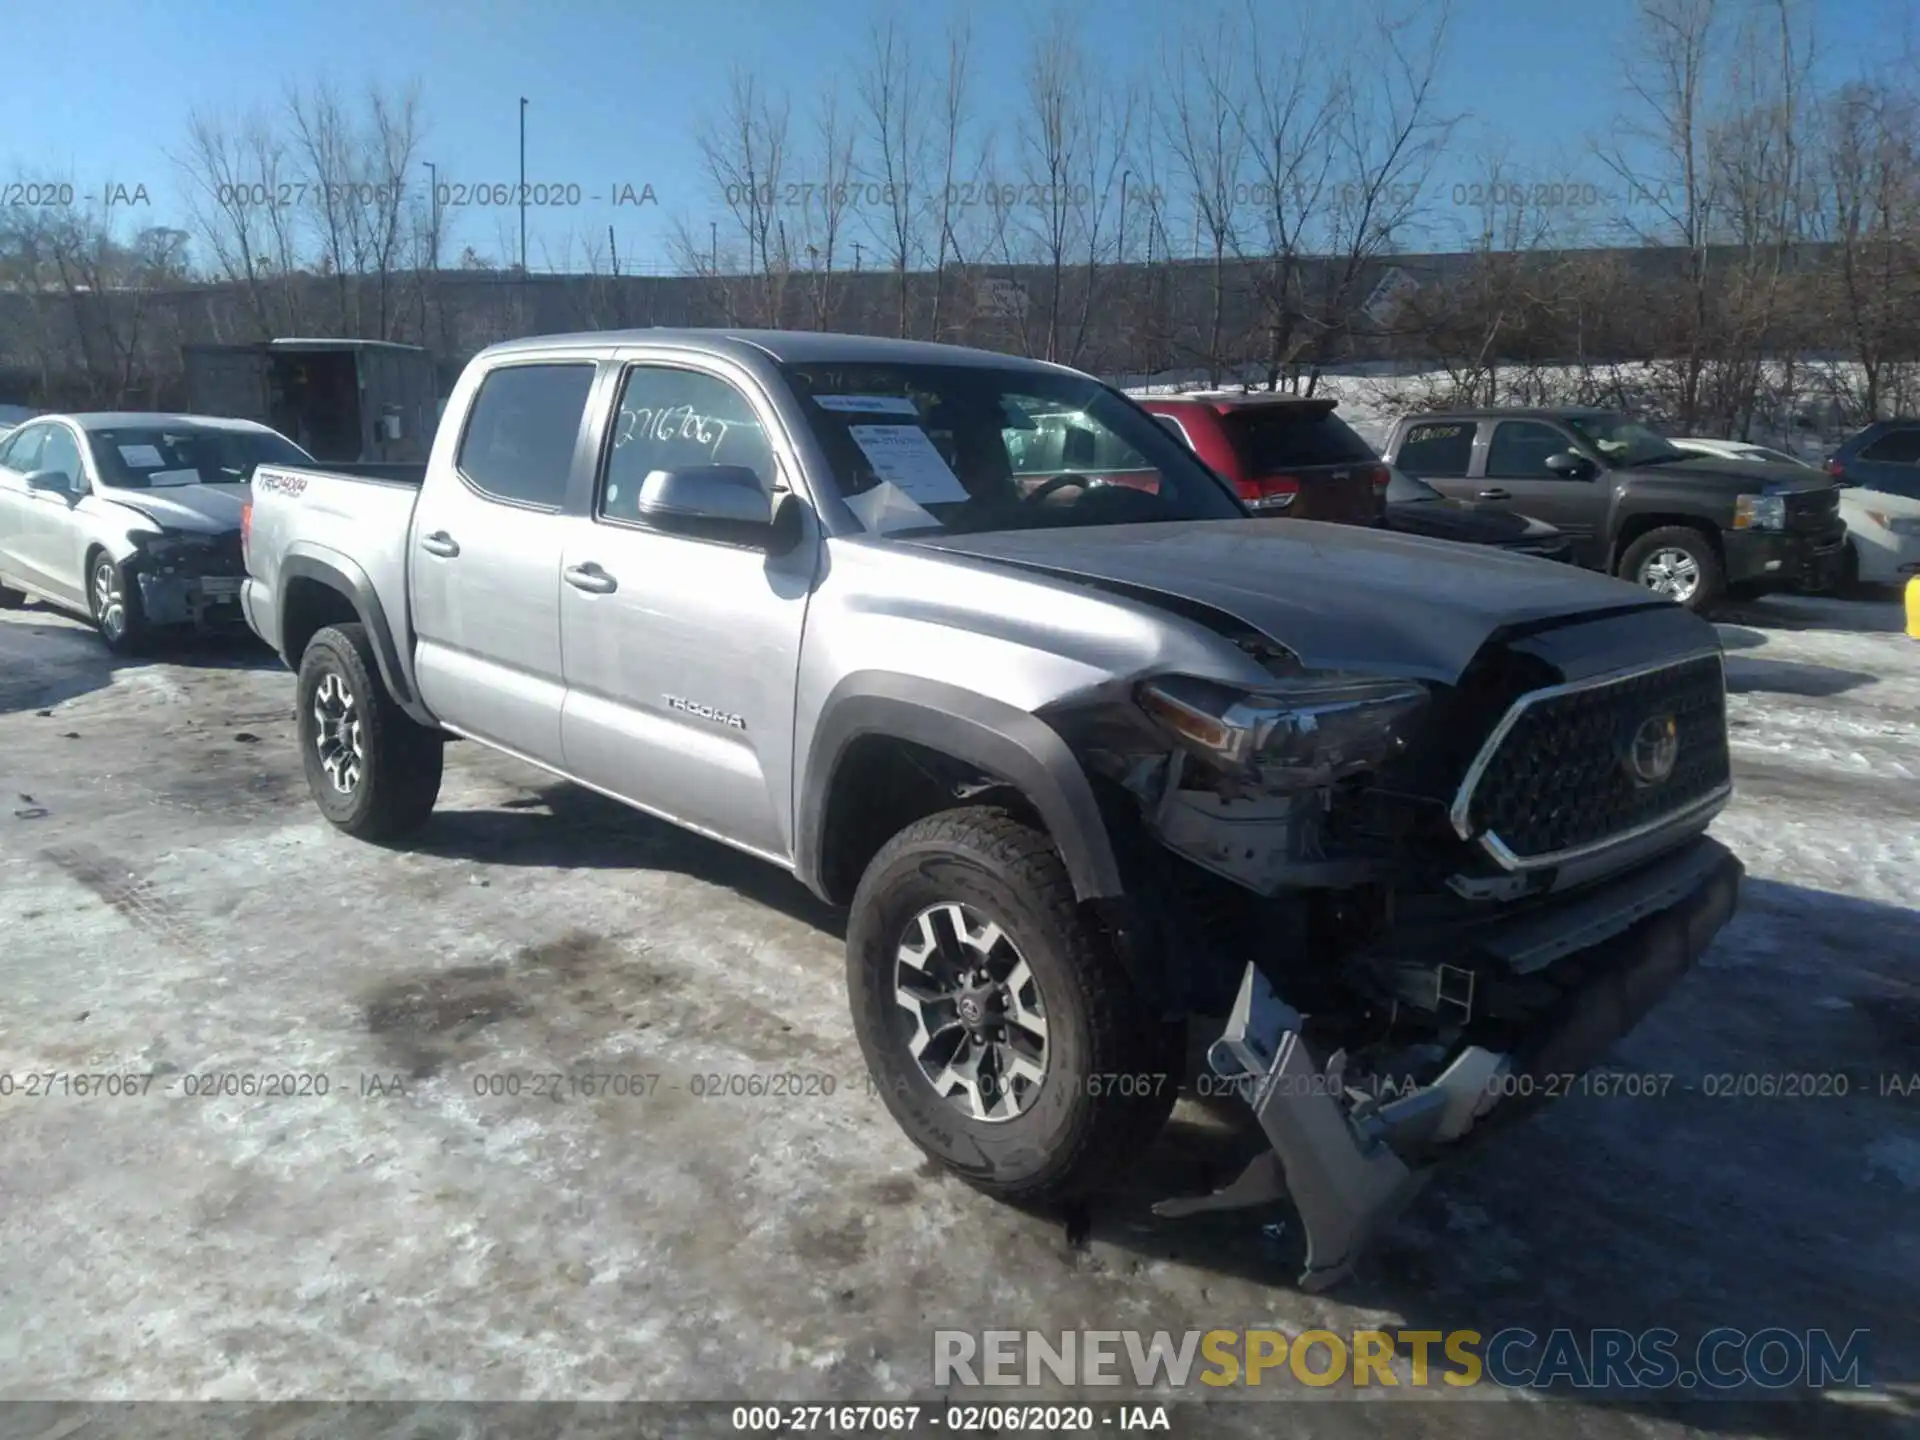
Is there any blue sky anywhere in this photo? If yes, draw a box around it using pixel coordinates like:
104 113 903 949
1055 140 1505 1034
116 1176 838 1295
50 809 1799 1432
4 0 1912 273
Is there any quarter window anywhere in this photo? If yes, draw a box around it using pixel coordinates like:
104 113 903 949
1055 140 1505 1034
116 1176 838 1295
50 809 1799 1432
1859 428 1920 465
1395 421 1474 477
455 363 596 507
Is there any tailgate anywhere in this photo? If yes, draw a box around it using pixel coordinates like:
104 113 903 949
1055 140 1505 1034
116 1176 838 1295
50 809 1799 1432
1219 404 1388 525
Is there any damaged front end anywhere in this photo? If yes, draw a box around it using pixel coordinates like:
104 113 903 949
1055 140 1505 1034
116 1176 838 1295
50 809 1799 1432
127 530 249 633
1054 619 1743 1290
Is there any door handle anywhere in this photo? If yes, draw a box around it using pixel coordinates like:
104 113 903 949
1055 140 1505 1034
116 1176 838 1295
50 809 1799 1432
419 531 460 557
564 562 618 594
1477 488 1513 501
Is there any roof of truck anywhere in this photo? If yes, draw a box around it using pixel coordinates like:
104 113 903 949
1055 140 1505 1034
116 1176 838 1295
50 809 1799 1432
479 328 1078 372
1400 407 1618 423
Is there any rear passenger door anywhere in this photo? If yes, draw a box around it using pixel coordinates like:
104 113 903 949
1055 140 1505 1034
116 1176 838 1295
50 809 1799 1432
1479 419 1609 565
557 358 818 862
409 361 597 767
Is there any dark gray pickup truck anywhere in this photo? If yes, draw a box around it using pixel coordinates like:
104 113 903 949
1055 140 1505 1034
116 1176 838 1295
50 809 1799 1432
242 330 1744 1288
1382 408 1847 610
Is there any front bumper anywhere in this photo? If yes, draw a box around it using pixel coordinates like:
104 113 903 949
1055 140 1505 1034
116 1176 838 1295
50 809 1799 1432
134 569 248 633
1722 526 1846 590
1156 836 1744 1289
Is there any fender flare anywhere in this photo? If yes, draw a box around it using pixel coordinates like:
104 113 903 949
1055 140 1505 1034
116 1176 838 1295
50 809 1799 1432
278 550 434 726
795 672 1125 904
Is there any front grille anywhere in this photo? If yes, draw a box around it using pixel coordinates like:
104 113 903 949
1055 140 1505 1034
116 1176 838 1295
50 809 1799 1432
1785 486 1841 533
1458 654 1729 864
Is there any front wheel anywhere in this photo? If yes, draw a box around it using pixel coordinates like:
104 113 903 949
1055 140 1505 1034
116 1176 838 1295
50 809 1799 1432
1618 526 1725 612
296 622 443 840
89 554 149 654
846 806 1179 1205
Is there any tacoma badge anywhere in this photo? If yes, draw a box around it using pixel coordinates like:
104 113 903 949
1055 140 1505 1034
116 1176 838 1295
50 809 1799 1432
664 695 746 730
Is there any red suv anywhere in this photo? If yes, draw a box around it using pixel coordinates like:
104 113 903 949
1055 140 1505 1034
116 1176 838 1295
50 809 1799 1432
1137 394 1388 525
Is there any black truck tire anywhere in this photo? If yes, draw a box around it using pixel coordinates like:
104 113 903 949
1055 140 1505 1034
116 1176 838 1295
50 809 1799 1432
296 622 443 840
846 806 1179 1205
1618 526 1726 612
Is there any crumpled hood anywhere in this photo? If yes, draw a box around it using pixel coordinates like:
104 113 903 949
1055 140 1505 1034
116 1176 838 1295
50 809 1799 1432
906 520 1676 683
98 483 246 535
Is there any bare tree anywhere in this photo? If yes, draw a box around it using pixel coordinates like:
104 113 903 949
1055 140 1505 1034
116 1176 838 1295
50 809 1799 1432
857 15 926 336
173 109 308 337
795 86 860 329
1159 16 1250 385
695 69 794 326
926 19 976 337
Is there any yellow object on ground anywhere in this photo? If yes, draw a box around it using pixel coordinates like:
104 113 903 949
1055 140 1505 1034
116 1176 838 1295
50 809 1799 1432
1908 576 1920 638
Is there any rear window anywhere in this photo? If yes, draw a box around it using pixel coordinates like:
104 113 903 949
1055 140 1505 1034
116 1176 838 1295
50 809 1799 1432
1859 428 1920 465
1223 406 1377 472
88 425 310 488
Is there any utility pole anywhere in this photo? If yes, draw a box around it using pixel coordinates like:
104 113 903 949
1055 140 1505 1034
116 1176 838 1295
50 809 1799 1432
710 219 718 273
518 98 529 274
852 240 863 271
1119 170 1130 264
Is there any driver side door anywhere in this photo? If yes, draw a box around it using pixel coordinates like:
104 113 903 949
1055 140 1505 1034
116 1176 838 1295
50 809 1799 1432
1475 419 1609 567
17 424 92 606
0 423 60 596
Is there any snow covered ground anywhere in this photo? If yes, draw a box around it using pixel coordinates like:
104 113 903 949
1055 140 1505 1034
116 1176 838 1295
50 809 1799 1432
0 590 1915 1429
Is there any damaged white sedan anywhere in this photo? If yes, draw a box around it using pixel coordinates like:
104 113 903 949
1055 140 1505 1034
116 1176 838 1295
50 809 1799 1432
0 413 310 652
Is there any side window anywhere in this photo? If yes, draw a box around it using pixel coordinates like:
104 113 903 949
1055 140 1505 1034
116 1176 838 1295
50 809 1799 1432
1486 420 1574 479
0 424 49 474
455 363 596 508
599 366 775 522
1395 421 1474 477
1859 428 1920 465
39 428 84 489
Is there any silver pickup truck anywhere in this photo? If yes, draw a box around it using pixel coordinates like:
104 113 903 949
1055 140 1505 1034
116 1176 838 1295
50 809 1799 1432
242 329 1743 1288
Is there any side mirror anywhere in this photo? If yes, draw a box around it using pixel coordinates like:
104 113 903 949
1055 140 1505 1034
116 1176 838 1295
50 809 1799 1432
1543 452 1594 479
635 465 801 551
24 469 75 497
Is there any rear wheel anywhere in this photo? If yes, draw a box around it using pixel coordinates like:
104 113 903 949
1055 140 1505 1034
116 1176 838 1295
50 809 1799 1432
296 622 443 840
1619 526 1725 612
846 806 1179 1204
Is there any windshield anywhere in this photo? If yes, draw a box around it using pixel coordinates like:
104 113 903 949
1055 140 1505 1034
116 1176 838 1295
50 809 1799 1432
1385 467 1444 502
1563 414 1685 467
781 363 1246 536
86 426 311 489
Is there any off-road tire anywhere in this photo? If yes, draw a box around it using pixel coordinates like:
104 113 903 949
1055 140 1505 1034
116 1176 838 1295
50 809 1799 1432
847 806 1180 1205
296 622 443 840
88 552 150 655
1618 525 1726 612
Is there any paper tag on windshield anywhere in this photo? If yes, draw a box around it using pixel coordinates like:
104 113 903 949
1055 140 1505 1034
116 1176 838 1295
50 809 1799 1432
147 469 199 487
815 395 920 416
847 424 969 504
844 481 939 535
117 444 164 468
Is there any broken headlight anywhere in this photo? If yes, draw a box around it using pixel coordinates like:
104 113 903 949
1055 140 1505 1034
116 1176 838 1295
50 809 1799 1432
1138 673 1429 788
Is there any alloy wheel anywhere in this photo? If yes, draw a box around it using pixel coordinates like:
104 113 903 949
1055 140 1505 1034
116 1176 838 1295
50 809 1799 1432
312 672 364 794
894 901 1050 1122
1639 547 1701 603
92 560 125 641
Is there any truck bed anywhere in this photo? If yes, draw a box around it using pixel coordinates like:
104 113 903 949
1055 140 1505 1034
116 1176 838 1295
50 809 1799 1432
243 463 423 673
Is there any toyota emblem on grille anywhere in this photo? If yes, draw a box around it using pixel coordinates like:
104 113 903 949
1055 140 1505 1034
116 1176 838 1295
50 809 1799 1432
1625 713 1680 786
